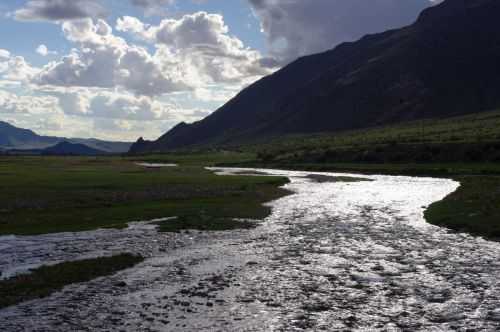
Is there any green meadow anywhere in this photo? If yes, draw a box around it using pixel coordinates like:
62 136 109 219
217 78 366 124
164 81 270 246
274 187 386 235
0 152 288 235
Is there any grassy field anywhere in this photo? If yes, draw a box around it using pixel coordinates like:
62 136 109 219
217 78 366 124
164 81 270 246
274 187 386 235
0 152 289 235
0 254 143 309
247 110 500 164
1 143 500 241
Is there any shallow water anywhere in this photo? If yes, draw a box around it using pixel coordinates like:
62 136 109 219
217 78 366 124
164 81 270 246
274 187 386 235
135 162 178 168
2 168 500 331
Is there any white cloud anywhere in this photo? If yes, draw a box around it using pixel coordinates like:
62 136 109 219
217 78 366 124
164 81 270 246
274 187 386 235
249 0 434 64
56 90 91 115
45 87 173 121
117 12 274 84
36 18 187 96
33 116 64 131
0 49 10 61
0 89 59 114
90 93 172 121
35 13 271 98
14 0 106 22
194 86 238 104
1 56 40 83
36 44 57 56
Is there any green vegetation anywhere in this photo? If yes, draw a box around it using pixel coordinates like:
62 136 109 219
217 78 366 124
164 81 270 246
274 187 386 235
128 150 256 166
246 110 500 164
230 162 500 176
156 214 256 232
0 152 288 235
0 254 143 309
426 176 500 239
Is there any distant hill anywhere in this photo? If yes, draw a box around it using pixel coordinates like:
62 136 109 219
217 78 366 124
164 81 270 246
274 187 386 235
42 141 105 156
0 121 131 153
0 121 58 149
131 0 500 153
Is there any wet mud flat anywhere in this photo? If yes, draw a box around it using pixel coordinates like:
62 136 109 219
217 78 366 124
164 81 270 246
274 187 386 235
2 169 500 331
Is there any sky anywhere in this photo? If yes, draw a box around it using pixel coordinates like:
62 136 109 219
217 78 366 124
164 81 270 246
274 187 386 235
0 0 437 142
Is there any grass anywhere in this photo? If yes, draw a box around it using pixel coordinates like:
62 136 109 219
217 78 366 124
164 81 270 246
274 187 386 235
0 254 143 309
156 214 256 232
242 110 500 164
228 162 500 176
0 153 289 235
425 176 500 238
248 110 500 154
128 150 256 166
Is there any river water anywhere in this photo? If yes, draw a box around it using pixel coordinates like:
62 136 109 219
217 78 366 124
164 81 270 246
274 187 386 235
1 168 500 331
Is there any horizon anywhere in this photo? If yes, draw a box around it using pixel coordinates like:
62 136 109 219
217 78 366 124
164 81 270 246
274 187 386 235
0 0 437 142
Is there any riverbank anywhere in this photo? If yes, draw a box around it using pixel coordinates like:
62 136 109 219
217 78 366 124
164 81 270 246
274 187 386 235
0 154 289 235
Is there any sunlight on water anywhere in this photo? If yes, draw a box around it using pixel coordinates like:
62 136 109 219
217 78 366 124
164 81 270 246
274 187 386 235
135 162 178 168
2 168 500 331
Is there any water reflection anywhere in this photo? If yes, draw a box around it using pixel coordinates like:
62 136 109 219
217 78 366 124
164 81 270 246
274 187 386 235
2 168 500 331
135 162 178 168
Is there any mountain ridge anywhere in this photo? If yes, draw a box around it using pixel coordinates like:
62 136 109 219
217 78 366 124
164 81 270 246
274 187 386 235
0 121 131 153
131 0 500 153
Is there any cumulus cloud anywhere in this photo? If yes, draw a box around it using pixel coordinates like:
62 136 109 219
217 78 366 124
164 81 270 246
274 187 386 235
89 93 172 121
48 88 172 121
0 89 59 114
33 116 64 131
35 18 186 96
117 12 273 84
34 13 271 97
36 44 57 56
194 86 238 104
249 0 434 64
0 49 10 61
0 55 40 83
14 0 107 22
56 90 90 115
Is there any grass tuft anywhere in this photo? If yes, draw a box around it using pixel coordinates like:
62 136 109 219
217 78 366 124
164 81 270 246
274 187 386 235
0 254 143 309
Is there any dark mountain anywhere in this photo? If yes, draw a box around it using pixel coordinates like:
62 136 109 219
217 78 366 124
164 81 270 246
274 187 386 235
131 0 500 153
0 121 131 153
42 141 105 156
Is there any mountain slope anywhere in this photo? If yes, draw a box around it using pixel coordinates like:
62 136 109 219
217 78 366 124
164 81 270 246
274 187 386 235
0 121 58 149
131 0 500 153
0 121 131 153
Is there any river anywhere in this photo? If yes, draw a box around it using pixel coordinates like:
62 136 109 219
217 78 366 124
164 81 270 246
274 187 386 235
1 168 500 331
